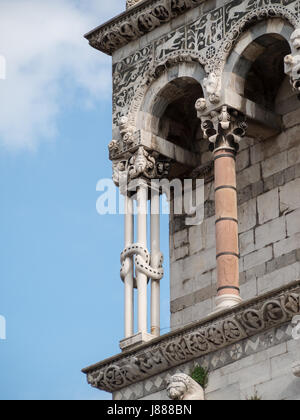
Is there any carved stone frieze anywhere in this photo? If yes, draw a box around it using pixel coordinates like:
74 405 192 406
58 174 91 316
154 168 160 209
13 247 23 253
107 0 300 130
82 282 300 393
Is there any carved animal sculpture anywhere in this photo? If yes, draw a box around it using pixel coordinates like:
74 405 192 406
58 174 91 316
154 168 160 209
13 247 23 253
167 373 205 401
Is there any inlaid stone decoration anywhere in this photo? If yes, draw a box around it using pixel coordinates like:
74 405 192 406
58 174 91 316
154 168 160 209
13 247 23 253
86 0 300 133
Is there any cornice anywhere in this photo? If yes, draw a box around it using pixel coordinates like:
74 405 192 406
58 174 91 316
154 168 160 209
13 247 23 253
82 281 300 393
84 0 205 55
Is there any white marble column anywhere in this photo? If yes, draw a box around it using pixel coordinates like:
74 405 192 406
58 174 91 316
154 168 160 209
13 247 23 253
137 181 148 334
150 188 161 337
124 195 134 338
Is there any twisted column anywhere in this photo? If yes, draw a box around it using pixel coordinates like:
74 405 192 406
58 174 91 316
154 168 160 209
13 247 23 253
196 103 247 311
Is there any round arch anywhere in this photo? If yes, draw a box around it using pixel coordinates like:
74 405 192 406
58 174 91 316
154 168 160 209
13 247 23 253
223 18 293 110
136 60 205 151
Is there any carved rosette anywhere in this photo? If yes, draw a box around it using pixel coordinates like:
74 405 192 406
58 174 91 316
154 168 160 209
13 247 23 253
196 105 247 152
83 283 300 393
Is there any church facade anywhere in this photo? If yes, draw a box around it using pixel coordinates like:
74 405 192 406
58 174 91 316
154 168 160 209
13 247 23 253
82 0 300 400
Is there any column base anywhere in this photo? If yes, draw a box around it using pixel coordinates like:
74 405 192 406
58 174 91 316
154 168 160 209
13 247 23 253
119 332 156 352
214 294 242 312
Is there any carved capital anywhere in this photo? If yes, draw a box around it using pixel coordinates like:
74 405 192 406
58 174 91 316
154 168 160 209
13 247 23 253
112 146 171 187
285 29 300 93
196 105 247 152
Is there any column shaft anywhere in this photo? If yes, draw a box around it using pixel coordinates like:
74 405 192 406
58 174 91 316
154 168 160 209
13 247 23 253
124 195 134 338
137 183 148 333
151 190 160 337
214 148 241 309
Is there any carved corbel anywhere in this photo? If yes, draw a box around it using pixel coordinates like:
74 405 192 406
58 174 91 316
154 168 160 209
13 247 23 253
167 373 205 401
196 104 247 152
285 29 300 93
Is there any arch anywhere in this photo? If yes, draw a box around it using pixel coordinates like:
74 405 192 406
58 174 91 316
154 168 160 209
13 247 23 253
223 18 293 110
136 59 205 142
128 53 206 134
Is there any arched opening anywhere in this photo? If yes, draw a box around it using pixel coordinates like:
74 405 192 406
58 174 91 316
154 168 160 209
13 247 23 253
151 77 204 154
241 34 291 111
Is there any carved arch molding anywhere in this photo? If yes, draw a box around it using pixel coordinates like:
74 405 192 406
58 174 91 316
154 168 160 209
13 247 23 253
109 0 300 134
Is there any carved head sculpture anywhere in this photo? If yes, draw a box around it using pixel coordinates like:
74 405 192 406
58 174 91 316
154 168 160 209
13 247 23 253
203 72 221 103
166 373 205 401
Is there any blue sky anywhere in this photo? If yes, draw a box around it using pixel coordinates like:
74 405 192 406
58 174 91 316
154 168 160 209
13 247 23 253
0 0 170 400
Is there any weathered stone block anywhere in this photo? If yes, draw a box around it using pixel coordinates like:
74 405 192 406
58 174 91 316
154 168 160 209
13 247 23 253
173 245 189 261
173 229 188 249
244 246 272 271
238 199 257 234
280 178 300 213
240 229 255 256
286 208 300 236
255 216 286 250
274 233 300 257
258 262 300 293
257 188 279 225
227 359 271 390
262 151 288 179
189 224 205 255
240 278 257 301
237 149 250 172
237 164 261 190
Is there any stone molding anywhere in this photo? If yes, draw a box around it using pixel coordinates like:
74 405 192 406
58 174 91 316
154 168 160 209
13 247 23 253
82 281 300 393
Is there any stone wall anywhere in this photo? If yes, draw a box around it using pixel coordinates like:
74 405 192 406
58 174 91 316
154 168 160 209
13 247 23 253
170 91 300 330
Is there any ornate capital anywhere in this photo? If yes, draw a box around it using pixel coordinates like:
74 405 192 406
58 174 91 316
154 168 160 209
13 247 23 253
112 146 171 187
285 29 300 93
196 104 247 152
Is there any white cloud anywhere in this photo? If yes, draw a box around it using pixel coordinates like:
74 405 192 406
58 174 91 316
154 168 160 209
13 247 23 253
0 0 124 150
